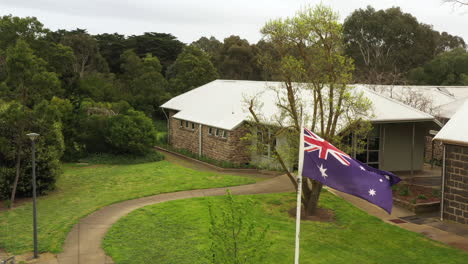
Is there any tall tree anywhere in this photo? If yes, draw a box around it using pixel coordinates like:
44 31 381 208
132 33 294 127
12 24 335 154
60 30 109 78
0 15 46 52
0 39 61 108
253 4 371 215
217 36 260 80
95 33 128 74
343 6 465 84
126 32 184 72
409 48 468 85
119 50 169 117
167 45 219 95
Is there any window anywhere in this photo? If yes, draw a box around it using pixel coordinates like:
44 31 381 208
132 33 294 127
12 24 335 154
191 122 195 130
216 128 221 137
180 120 183 127
256 131 269 156
208 127 213 135
185 121 189 128
222 130 228 138
356 126 380 168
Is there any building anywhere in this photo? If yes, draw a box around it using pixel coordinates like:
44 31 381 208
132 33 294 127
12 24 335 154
160 80 441 171
434 100 468 225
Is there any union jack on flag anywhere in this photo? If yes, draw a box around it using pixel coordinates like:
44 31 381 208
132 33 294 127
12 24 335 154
303 128 350 166
301 127 401 213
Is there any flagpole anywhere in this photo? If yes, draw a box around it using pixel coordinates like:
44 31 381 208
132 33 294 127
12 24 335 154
294 122 305 264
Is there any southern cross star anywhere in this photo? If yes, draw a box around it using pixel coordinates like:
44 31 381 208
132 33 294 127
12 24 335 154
360 166 366 171
317 164 328 178
369 189 376 196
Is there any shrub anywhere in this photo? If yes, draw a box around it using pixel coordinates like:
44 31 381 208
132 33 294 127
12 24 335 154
208 191 271 264
398 186 411 196
106 110 158 155
0 101 64 199
417 194 427 200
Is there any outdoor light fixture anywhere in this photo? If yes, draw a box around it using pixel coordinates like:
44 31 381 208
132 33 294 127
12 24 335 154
26 132 40 259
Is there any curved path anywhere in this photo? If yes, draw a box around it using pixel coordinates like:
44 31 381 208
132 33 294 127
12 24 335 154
54 155 294 264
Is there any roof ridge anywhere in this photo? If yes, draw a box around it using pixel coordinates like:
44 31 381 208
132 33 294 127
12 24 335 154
359 85 435 118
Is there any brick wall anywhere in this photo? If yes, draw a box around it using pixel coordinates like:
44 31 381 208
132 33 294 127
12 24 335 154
425 136 443 162
443 144 468 225
168 110 250 164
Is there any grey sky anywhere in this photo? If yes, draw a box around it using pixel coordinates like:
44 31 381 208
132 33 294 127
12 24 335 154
0 0 466 44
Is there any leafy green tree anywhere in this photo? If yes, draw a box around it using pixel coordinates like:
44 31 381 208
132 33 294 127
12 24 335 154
208 191 271 264
409 48 468 85
167 45 219 95
107 109 158 155
120 50 169 117
343 6 465 84
0 15 46 51
253 4 372 215
218 36 260 80
126 32 185 72
0 100 64 201
78 72 120 102
95 33 128 74
60 30 109 78
0 39 61 107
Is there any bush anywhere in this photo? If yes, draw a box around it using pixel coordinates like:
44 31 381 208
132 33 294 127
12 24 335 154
208 191 271 264
107 110 157 155
0 101 64 199
77 102 158 157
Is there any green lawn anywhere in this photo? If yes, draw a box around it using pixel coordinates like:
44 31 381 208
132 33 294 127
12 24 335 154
0 160 256 254
103 192 468 264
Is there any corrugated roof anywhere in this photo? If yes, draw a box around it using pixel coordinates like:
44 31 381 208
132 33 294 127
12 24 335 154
359 85 461 108
434 97 468 119
434 100 468 146
161 80 436 131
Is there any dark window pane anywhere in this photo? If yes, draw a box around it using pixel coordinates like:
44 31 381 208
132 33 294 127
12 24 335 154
356 152 367 163
368 163 379 169
368 137 379 151
368 151 379 162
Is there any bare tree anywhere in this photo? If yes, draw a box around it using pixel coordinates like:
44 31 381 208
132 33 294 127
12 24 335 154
247 5 373 216
443 0 468 6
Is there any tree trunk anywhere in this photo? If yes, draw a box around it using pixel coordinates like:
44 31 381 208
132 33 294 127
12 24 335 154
9 145 22 208
304 179 323 216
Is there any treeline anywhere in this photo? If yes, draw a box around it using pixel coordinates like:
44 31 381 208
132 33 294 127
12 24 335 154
1 5 467 201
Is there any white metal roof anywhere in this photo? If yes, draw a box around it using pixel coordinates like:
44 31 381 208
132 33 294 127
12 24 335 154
360 85 460 109
434 100 468 146
161 80 436 131
434 97 468 119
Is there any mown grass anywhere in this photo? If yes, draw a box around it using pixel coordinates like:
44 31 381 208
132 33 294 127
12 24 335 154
0 160 256 254
103 192 468 264
78 150 165 165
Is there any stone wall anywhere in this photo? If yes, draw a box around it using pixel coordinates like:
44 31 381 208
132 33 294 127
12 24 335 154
168 110 250 164
425 136 444 163
443 144 468 225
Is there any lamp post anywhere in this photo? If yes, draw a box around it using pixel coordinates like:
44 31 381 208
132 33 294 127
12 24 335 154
26 133 39 259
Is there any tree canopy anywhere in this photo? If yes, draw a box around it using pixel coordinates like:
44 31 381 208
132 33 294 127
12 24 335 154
167 45 219 95
343 6 466 84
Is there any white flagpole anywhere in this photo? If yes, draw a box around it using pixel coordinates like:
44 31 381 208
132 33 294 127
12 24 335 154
294 122 305 264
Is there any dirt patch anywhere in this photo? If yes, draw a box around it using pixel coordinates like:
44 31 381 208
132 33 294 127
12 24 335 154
288 207 335 222
0 197 32 212
393 184 440 203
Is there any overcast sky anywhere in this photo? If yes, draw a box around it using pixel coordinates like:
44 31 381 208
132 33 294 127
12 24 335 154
0 0 466 44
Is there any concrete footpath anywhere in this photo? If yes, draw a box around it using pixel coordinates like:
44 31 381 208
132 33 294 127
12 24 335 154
17 152 468 263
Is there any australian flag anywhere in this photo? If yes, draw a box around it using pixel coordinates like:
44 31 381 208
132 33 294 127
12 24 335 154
301 128 401 214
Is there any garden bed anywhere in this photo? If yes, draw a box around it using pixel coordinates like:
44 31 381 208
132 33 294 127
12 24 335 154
392 184 441 214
